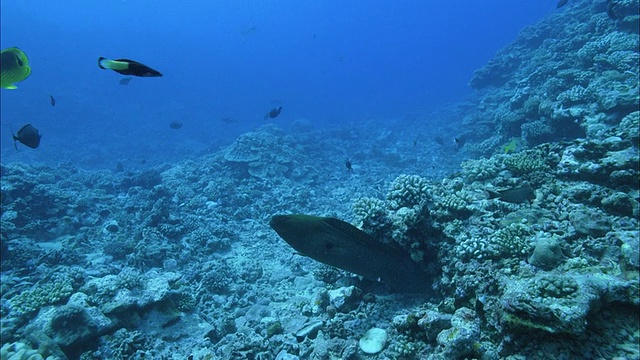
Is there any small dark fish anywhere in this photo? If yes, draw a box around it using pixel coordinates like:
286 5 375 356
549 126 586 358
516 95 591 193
557 0 568 8
12 124 41 149
485 184 535 204
98 57 162 77
453 136 465 151
345 159 353 171
241 26 257 36
119 77 132 85
434 136 444 146
49 95 55 107
169 121 183 130
264 106 283 120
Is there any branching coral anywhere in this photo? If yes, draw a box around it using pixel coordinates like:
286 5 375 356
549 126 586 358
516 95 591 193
353 197 389 235
386 175 430 210
456 223 533 261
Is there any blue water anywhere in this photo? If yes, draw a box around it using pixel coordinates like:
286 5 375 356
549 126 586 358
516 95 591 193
1 1 551 168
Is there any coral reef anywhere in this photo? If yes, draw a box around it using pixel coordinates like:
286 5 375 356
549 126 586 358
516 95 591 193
1 1 637 359
465 0 639 154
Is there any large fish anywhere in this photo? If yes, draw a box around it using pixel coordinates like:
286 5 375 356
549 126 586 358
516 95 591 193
486 184 535 204
270 214 429 293
12 124 41 149
98 57 162 77
1 47 31 89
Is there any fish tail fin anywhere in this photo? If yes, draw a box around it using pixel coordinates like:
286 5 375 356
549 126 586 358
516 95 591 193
98 57 109 69
12 129 18 150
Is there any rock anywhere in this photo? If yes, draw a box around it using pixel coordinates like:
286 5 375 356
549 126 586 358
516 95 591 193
620 231 640 270
529 235 563 270
26 292 115 353
294 320 323 340
569 210 611 237
436 307 481 359
601 192 635 216
92 271 180 314
359 328 387 354
328 286 362 313
417 310 453 340
499 272 638 335
102 220 120 234
609 169 637 188
282 315 309 335
275 350 300 360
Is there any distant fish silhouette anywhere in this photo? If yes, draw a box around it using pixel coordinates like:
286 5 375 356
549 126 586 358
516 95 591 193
119 77 132 85
12 124 41 149
241 26 257 36
169 121 183 129
557 0 568 8
453 137 464 151
49 95 56 107
264 106 282 120
345 159 353 171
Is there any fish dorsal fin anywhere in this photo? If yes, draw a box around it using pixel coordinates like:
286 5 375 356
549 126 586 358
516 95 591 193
321 217 405 254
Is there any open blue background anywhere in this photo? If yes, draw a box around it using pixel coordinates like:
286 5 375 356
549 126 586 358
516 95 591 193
1 1 551 168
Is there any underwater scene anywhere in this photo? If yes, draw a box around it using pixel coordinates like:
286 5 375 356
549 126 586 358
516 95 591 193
1 0 639 359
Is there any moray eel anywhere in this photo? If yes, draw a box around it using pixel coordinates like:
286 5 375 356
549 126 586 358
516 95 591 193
270 214 429 293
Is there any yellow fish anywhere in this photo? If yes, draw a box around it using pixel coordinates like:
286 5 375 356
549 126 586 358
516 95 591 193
1 47 31 89
503 139 518 154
